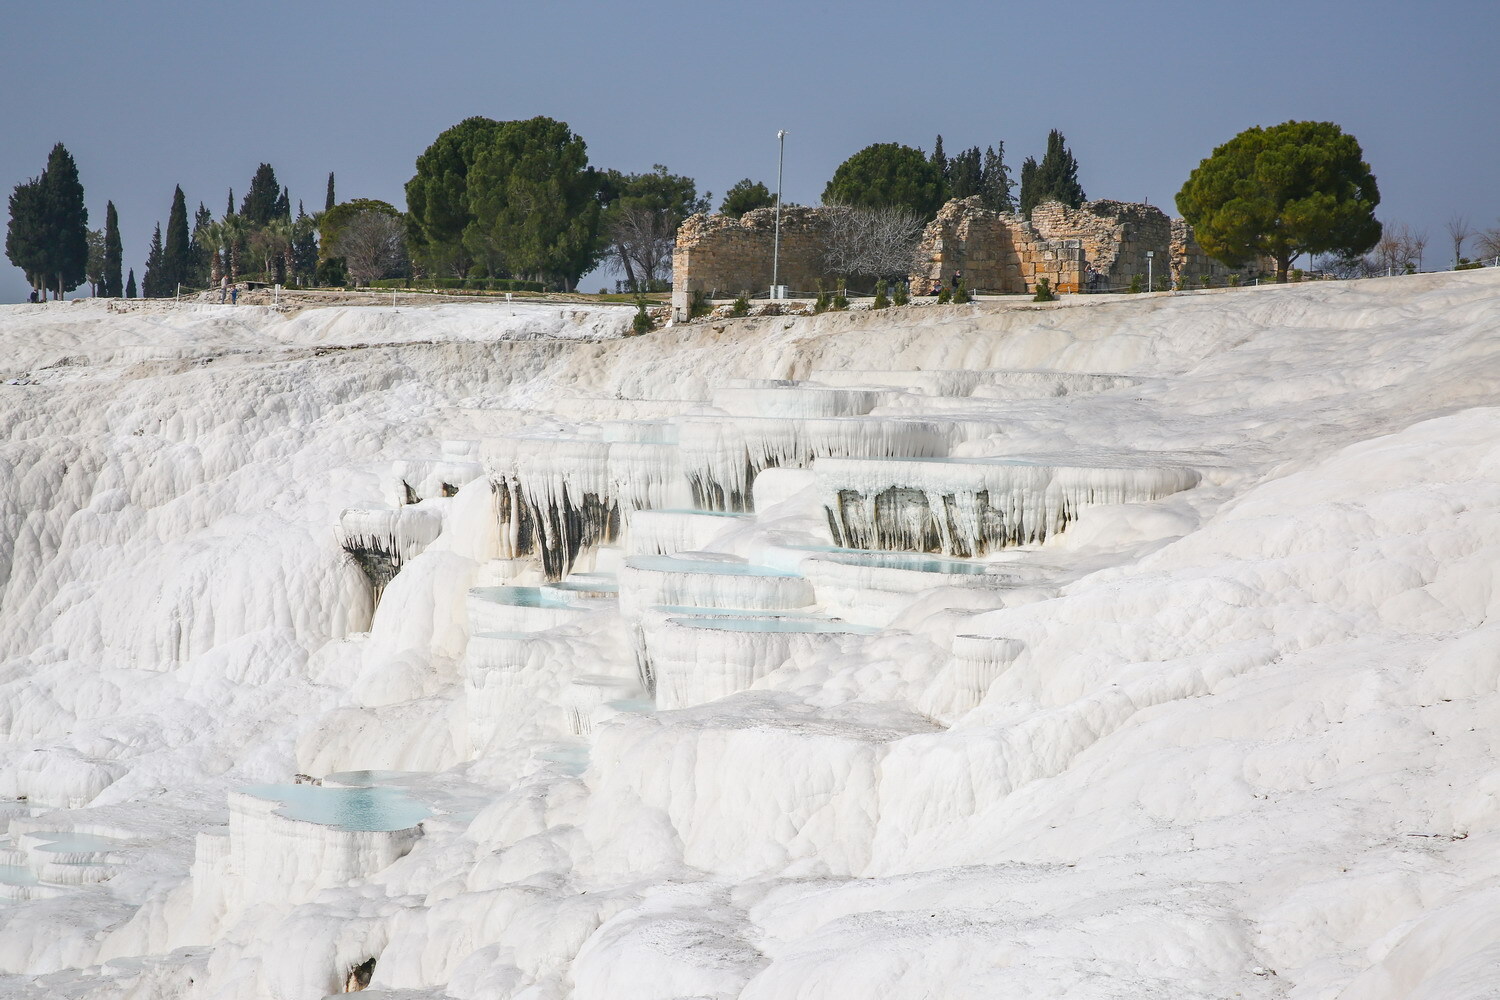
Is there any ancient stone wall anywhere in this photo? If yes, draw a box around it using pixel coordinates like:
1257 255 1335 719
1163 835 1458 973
908 197 1085 294
671 197 1262 310
1170 220 1266 287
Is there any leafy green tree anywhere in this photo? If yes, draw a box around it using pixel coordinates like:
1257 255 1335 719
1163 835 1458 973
980 145 1013 212
163 185 191 291
190 202 213 287
599 164 708 290
930 135 947 180
465 116 602 288
325 172 335 212
823 143 947 219
292 203 319 285
143 223 165 297
43 143 90 297
274 186 291 222
239 164 283 227
103 201 123 296
5 176 48 297
320 198 402 258
405 116 509 277
1021 130 1085 216
720 178 775 218
125 268 136 298
1176 120 1381 283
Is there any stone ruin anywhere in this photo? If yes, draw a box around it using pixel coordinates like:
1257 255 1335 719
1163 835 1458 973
670 197 1265 315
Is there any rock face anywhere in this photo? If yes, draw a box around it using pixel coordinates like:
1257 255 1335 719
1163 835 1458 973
672 198 1272 305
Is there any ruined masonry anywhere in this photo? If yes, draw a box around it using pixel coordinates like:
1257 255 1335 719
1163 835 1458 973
671 197 1263 313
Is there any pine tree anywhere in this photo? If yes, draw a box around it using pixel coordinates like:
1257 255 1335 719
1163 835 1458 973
274 185 291 221
292 201 319 285
126 268 136 298
325 172 335 212
41 143 89 297
143 222 165 297
1029 129 1085 213
240 164 281 227
163 185 191 292
1018 157 1039 217
948 146 983 200
5 176 48 298
103 201 123 296
191 202 213 286
980 144 1014 212
931 135 947 181
226 189 234 217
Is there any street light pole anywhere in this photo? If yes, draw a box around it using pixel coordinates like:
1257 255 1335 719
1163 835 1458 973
772 130 786 299
1146 250 1154 291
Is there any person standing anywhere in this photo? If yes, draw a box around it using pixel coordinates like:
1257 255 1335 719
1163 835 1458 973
230 284 239 305
220 275 229 303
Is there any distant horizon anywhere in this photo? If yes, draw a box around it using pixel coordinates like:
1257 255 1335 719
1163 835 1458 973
4 0 1497 303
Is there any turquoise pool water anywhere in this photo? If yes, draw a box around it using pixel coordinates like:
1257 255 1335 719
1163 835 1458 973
627 555 800 578
240 783 431 832
666 617 876 635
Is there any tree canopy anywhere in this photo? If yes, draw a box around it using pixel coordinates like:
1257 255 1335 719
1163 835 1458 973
823 143 946 219
5 143 89 298
1019 129 1085 217
103 201 123 297
599 165 708 290
1176 120 1381 282
720 179 775 219
240 163 287 227
404 116 509 277
320 198 402 259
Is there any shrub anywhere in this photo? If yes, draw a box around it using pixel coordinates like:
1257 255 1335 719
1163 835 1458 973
1200 274 1211 288
317 257 348 286
730 292 750 317
1033 277 1056 302
1456 258 1482 271
632 297 653 335
814 281 830 314
1290 268 1304 282
1175 273 1191 291
892 280 909 306
688 289 712 318
1129 274 1142 294
936 286 951 304
1229 273 1241 286
872 280 889 309
953 279 971 304
832 290 849 311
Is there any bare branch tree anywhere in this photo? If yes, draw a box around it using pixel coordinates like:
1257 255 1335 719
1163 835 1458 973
822 204 925 282
1475 223 1500 263
1372 222 1428 275
1446 214 1475 267
335 211 407 287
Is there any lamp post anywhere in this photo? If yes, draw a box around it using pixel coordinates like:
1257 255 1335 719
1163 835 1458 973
1146 250 1154 292
772 130 786 299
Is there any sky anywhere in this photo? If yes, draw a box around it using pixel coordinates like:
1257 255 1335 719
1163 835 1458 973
3 0 1497 303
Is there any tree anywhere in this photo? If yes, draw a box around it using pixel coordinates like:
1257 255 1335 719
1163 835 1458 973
240 163 283 227
822 204 925 282
334 210 407 286
465 116 602 288
43 143 90 297
5 176 48 298
980 145 1014 212
405 116 509 277
125 268 136 298
1446 214 1474 268
1021 129 1085 216
163 185 191 292
251 218 294 283
948 146 983 200
320 198 402 258
325 172 335 212
292 203 319 285
599 165 708 290
1018 156 1039 217
86 229 105 295
143 223 165 297
720 178 775 218
930 135 947 181
103 201 123 296
823 143 947 219
190 202 213 287
1176 120 1381 283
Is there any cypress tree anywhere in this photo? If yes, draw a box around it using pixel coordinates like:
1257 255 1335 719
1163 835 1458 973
274 185 291 221
5 176 48 298
103 201 123 296
1018 157 1039 217
240 164 281 227
191 202 213 286
163 185 191 291
1030 129 1085 212
41 143 89 297
125 268 136 298
143 222 165 297
980 144 1013 212
948 146 983 200
931 135 947 181
325 172 335 212
226 189 234 217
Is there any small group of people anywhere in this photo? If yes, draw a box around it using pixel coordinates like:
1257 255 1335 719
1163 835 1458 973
928 270 964 296
219 276 239 304
27 289 40 303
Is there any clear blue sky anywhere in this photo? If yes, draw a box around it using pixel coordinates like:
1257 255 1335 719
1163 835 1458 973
4 0 1497 302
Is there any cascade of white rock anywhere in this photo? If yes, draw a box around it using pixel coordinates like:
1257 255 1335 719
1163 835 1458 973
391 440 484 503
817 457 1201 556
810 368 1137 398
709 385 890 418
617 554 817 618
337 503 446 605
625 508 751 556
563 675 644 736
483 436 618 581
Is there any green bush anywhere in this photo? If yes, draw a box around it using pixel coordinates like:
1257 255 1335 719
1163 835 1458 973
952 279 971 304
1200 274 1211 288
730 292 750 317
814 281 830 314
632 297 653 335
1456 258 1482 271
1033 277 1056 302
832 290 849 311
935 286 951 304
369 277 544 292
872 280 889 309
1129 274 1142 294
1290 268 1304 282
892 280 909 306
1229 273 1241 286
1175 273 1191 291
688 289 712 318
317 258 347 286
